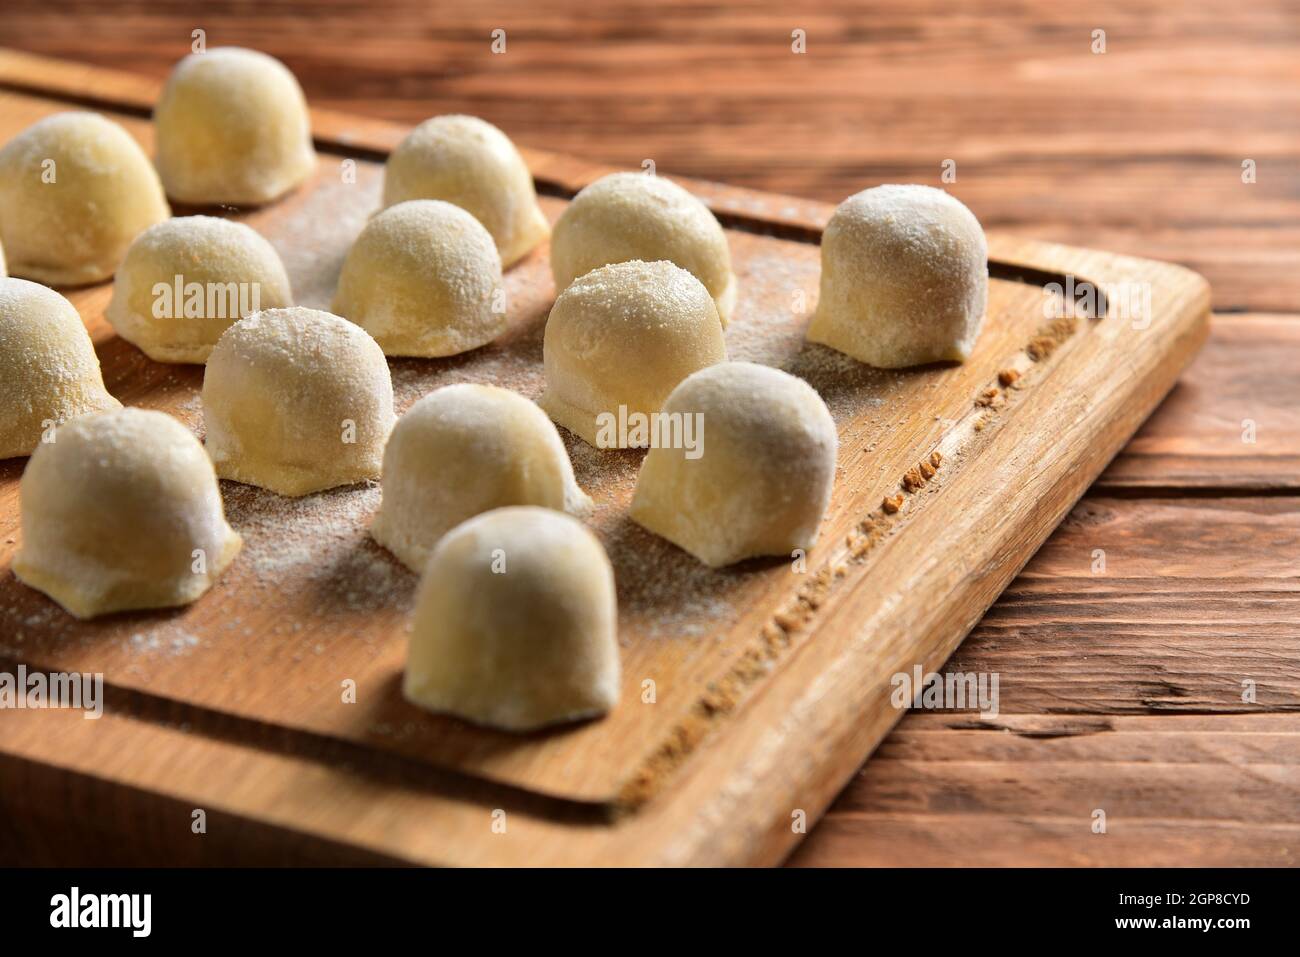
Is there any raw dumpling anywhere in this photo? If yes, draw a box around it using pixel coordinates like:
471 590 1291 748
1 278 120 459
0 112 170 286
154 47 316 206
630 362 837 567
13 408 241 619
807 185 988 367
371 384 591 572
405 506 619 731
382 114 549 268
106 216 293 364
550 172 736 324
202 307 395 496
332 200 504 358
540 260 726 448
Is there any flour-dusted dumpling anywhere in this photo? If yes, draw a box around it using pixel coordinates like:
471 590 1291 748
202 307 395 496
0 112 170 286
155 47 315 206
405 506 619 731
550 172 736 324
13 408 241 619
631 362 837 567
1 278 120 459
383 115 549 268
372 384 591 572
332 200 505 358
808 185 988 368
540 260 726 448
106 216 293 364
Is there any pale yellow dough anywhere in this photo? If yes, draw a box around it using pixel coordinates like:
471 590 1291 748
382 114 549 268
405 506 619 732
332 200 505 358
154 47 316 206
0 112 170 286
0 278 120 459
13 408 241 619
807 184 988 368
202 307 396 496
371 384 591 572
540 260 726 448
550 172 736 324
631 361 837 567
106 216 293 364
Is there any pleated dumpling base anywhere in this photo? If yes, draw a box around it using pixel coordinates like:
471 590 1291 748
13 408 242 619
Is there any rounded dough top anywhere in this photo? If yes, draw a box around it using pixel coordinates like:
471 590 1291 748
808 184 988 368
371 383 591 572
106 215 293 364
540 259 726 448
154 47 316 206
383 114 549 268
331 199 504 358
0 277 120 459
405 506 620 731
550 172 736 323
630 361 838 567
13 407 241 618
0 111 170 287
202 306 396 496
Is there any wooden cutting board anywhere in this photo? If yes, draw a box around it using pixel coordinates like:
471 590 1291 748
0 50 1209 866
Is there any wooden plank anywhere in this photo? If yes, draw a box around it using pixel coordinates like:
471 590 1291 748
0 2 1294 310
0 57 1210 864
788 713 1300 867
1100 316 1300 491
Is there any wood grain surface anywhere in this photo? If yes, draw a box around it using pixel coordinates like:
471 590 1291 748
0 0 1295 866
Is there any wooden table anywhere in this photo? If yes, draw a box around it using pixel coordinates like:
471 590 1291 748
1 0 1295 866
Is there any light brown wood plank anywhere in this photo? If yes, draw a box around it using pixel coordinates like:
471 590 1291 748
788 714 1300 866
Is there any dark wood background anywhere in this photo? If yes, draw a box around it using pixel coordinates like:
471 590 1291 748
1 0 1296 866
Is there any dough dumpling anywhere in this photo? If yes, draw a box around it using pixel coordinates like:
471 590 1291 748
540 260 726 448
154 47 315 206
371 384 591 572
106 216 293 364
0 112 170 286
807 185 988 367
1 278 120 459
550 172 736 324
202 307 395 496
13 408 241 619
405 506 619 731
332 200 504 358
631 362 837 567
383 114 549 268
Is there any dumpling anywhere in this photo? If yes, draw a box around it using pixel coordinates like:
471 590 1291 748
106 216 293 364
13 408 241 619
405 506 619 731
807 184 988 367
371 384 591 572
550 172 736 324
331 200 504 358
540 260 726 448
382 114 549 268
154 47 316 206
630 361 837 567
0 112 170 286
1 278 120 459
202 307 395 496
